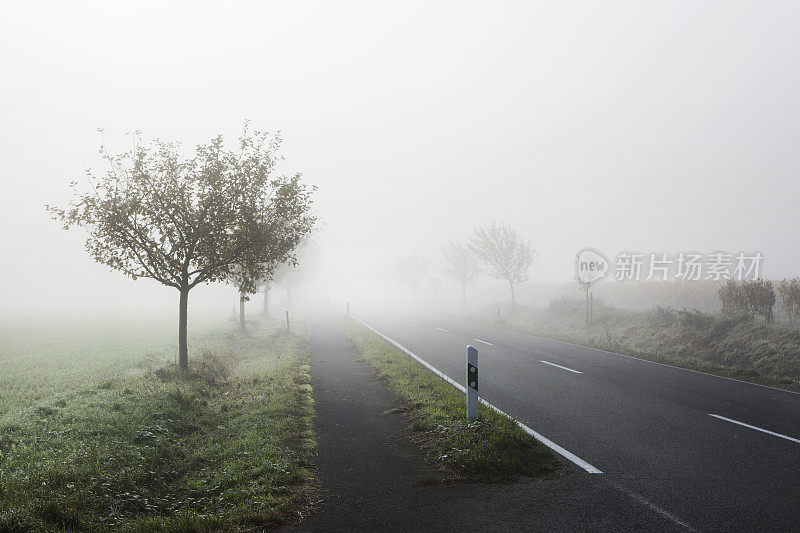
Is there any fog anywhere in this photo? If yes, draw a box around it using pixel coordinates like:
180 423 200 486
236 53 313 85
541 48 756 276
2 1 800 319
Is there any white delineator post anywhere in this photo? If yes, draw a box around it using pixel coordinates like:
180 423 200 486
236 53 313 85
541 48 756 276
466 345 478 419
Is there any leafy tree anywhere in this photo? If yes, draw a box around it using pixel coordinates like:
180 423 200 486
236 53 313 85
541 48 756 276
440 240 479 312
47 125 316 370
719 280 747 315
230 263 275 331
469 222 537 310
719 279 775 323
744 279 775 323
233 256 289 330
777 278 800 323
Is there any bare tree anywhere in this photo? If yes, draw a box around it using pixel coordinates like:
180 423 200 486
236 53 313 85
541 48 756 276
47 125 316 370
470 222 537 310
441 240 479 312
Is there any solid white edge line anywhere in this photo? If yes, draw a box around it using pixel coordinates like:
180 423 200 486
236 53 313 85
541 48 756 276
479 398 602 474
436 327 448 332
540 360 583 374
709 414 800 444
472 338 494 346
349 314 603 474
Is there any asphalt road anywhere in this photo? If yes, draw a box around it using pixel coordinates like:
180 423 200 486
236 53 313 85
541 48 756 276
352 309 800 532
283 315 682 532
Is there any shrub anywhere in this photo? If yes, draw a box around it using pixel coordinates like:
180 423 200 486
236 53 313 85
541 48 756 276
678 309 714 330
719 279 775 323
651 306 677 326
777 278 800 323
547 296 581 316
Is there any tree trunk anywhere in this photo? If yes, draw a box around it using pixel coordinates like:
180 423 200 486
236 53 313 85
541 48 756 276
286 286 291 310
263 285 270 317
178 288 189 371
462 283 467 316
239 291 246 330
509 280 516 311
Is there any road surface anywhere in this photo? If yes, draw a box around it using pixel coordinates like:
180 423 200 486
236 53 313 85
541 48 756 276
283 315 683 532
352 309 800 532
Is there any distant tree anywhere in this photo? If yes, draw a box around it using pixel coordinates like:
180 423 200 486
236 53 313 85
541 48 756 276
777 278 800 324
261 275 273 318
259 258 296 319
273 239 317 311
440 240 480 312
262 270 283 318
47 125 316 370
231 260 282 331
719 279 775 323
229 266 250 331
272 262 294 309
719 280 746 315
469 222 537 310
744 279 775 323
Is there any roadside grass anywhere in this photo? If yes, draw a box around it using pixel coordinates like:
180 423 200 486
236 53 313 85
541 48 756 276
0 320 315 532
345 321 558 483
478 298 800 393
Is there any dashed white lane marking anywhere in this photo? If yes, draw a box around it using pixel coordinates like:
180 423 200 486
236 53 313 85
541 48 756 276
608 481 697 531
436 327 448 332
349 314 603 474
709 414 800 444
488 321 800 396
411 319 422 324
540 360 583 374
472 338 493 346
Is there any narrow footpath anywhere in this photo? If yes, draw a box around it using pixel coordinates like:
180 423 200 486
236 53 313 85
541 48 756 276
280 314 684 532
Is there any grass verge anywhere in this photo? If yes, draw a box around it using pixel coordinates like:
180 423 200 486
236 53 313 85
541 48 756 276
345 320 558 483
0 321 315 532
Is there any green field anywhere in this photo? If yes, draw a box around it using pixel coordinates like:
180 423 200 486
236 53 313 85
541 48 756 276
0 318 316 532
0 318 195 419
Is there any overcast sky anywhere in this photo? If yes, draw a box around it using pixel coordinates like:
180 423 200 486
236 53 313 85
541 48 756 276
2 1 799 317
